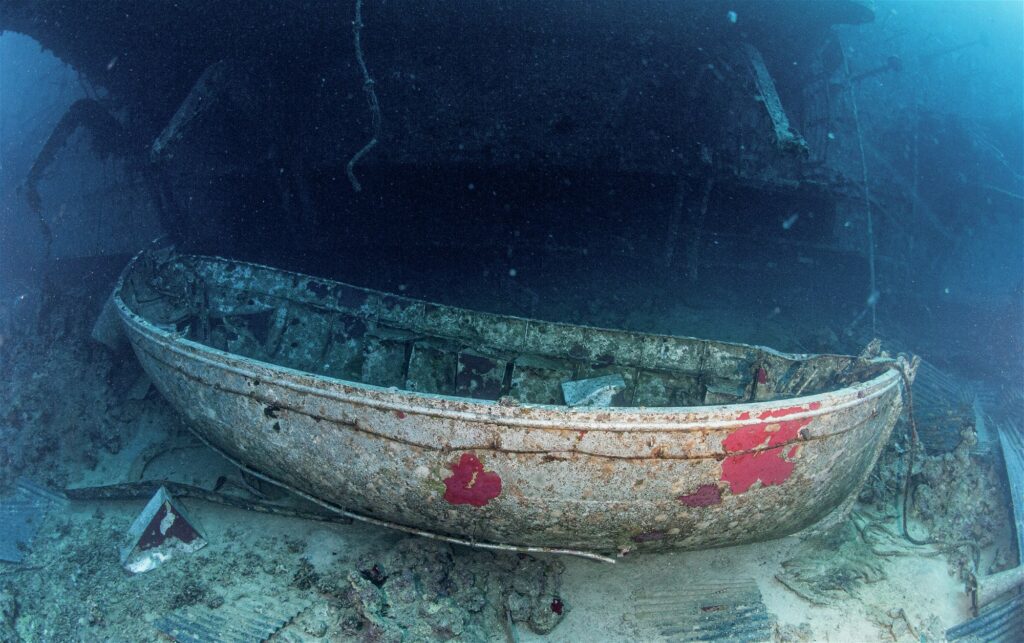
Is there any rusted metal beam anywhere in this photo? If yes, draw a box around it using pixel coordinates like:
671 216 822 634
743 43 809 155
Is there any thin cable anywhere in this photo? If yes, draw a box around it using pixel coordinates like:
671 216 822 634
64 480 353 525
898 365 929 545
346 0 382 192
843 45 878 334
896 365 981 572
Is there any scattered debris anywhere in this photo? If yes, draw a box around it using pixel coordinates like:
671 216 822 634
909 428 1009 579
860 401 1010 585
154 593 310 643
345 538 566 639
946 593 1023 642
561 374 626 407
90 293 128 353
628 576 772 642
120 486 207 574
0 479 67 563
970 419 1024 611
776 523 886 606
774 621 814 642
870 607 919 641
0 260 179 492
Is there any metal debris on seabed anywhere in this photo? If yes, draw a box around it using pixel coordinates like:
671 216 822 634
154 594 311 643
560 374 626 407
965 418 1024 615
628 576 772 642
0 478 68 563
995 417 1024 558
120 485 207 574
910 359 980 454
946 593 1023 643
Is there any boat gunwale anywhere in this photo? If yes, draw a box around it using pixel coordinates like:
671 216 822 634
179 253 857 363
113 251 905 434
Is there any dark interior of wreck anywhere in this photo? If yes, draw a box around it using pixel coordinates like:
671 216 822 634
3 0 1022 386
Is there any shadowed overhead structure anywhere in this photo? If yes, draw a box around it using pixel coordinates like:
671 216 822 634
2 1 874 251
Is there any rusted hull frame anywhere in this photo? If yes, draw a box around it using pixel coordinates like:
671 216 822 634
115 265 906 558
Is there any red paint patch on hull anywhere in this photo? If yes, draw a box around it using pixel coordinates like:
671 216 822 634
443 453 502 507
720 449 796 494
720 405 814 494
678 484 723 507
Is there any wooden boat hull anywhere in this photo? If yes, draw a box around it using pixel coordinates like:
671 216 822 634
114 252 908 556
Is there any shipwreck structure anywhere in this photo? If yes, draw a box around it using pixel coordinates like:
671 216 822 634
3 0 1020 375
3 1 878 265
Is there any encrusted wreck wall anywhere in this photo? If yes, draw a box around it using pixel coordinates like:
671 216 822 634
1 1 873 261
4 1 1018 375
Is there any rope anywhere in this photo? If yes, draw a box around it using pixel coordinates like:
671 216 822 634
181 424 618 563
895 364 981 571
897 364 928 545
842 44 879 334
346 0 383 192
64 480 353 525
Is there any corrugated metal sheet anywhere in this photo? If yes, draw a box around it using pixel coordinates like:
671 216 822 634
946 593 1023 643
955 399 1024 639
154 595 310 643
629 577 772 642
0 479 67 563
997 418 1024 562
970 383 1003 457
912 359 975 454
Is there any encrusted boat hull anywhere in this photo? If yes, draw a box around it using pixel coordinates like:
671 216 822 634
114 251 909 557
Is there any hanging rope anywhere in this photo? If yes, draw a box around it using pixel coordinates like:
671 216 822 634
895 363 980 582
346 0 383 192
842 45 879 334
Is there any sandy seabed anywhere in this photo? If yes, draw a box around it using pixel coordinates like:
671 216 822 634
0 264 1012 642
